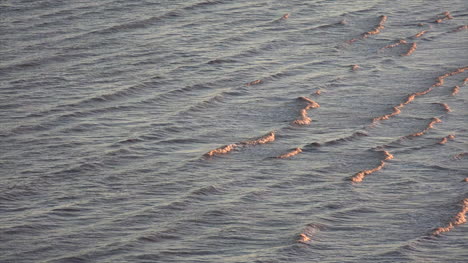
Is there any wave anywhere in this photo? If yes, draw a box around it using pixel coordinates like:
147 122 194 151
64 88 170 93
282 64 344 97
350 150 393 183
432 198 467 236
451 25 468 32
240 131 275 146
293 109 312 125
372 87 433 124
204 144 237 157
432 66 468 87
347 15 387 43
292 97 320 126
413 30 429 38
203 131 275 158
438 134 455 144
403 117 441 138
277 148 302 159
453 152 467 160
432 102 451 112
434 11 453 23
297 223 324 244
401 42 417 56
452 85 460 95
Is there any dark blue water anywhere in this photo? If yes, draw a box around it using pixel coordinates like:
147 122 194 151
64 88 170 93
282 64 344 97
1 0 467 262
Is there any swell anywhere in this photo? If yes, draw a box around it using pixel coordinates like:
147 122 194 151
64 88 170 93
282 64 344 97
24 80 157 119
203 131 275 157
74 0 225 36
5 76 233 137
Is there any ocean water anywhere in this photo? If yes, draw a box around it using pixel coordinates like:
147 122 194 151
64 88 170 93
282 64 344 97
1 0 467 262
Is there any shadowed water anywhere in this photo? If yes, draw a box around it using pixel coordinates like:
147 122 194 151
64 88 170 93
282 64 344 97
1 0 467 262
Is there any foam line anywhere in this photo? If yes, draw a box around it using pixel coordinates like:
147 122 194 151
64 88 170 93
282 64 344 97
432 198 468 236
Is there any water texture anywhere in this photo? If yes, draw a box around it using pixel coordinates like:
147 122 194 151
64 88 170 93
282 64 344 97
1 0 467 262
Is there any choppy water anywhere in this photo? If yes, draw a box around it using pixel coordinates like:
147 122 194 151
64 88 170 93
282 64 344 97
1 0 468 262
